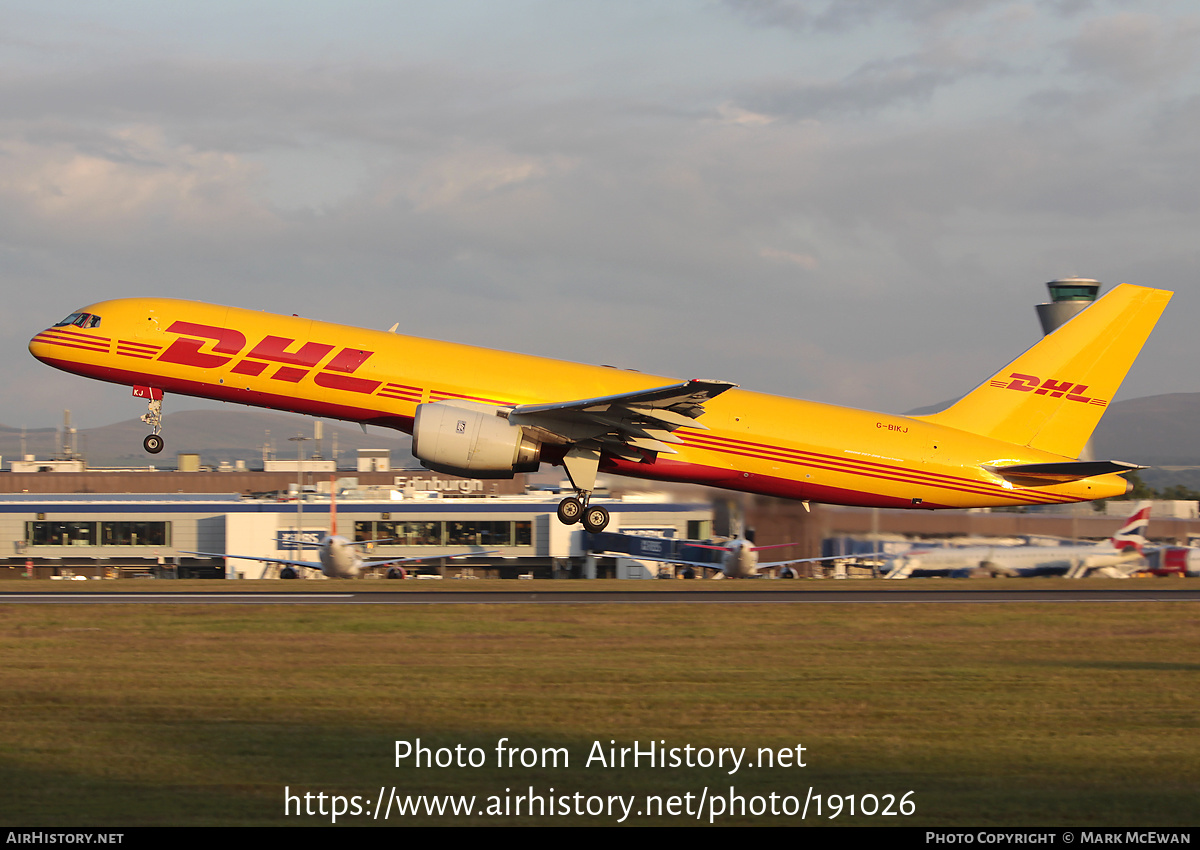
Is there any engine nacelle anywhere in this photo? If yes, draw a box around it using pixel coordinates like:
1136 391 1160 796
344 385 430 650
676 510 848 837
412 401 542 478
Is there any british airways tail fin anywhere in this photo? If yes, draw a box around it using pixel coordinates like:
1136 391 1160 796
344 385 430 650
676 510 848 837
1111 501 1152 553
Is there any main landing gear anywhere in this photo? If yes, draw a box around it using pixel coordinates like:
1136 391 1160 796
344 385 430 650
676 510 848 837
556 495 610 534
556 446 610 534
135 386 165 454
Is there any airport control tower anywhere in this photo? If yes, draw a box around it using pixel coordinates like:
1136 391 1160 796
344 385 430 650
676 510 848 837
1036 277 1101 335
1037 277 1102 463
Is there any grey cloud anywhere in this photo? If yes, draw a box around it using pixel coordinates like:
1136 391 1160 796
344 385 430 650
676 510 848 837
739 66 955 120
0 59 519 153
4 6 1200 427
729 31 1013 121
723 0 1045 33
1063 12 1200 87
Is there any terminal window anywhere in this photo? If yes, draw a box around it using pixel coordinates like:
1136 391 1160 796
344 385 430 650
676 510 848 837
354 520 531 547
26 521 171 547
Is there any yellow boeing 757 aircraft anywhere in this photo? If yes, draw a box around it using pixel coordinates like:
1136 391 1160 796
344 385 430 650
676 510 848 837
29 284 1170 533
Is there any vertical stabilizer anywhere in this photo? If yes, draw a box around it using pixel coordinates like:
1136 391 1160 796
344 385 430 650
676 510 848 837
1111 501 1152 553
918 284 1171 458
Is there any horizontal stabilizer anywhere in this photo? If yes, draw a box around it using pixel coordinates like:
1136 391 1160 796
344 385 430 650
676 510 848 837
985 460 1143 486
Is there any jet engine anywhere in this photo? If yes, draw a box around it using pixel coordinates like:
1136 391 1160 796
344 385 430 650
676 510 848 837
412 401 542 478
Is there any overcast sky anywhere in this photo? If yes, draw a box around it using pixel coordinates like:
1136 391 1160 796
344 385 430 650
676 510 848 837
2 0 1196 432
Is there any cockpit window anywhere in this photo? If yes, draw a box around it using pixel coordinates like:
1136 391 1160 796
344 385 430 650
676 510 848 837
53 313 101 329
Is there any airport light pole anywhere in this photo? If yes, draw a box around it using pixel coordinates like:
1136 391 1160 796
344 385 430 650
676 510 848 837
289 434 311 576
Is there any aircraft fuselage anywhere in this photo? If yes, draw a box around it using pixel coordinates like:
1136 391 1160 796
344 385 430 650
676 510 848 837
30 297 1133 509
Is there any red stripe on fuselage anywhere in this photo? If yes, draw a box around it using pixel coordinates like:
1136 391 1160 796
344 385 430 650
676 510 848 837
32 336 109 354
42 329 111 344
429 390 513 406
675 433 1070 505
37 355 414 433
600 455 950 508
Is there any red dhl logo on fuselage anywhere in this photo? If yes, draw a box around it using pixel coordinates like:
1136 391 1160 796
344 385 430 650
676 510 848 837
158 321 380 394
988 373 1107 407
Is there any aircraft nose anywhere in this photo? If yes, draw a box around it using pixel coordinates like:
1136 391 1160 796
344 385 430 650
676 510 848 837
29 328 56 364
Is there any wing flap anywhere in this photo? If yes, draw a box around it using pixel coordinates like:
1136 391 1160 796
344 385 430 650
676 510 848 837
510 378 736 465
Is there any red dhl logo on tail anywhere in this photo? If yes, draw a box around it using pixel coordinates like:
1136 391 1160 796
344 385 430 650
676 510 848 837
157 322 381 394
988 373 1107 407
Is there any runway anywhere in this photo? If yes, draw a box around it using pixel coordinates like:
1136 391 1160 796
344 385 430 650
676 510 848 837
2 587 1198 604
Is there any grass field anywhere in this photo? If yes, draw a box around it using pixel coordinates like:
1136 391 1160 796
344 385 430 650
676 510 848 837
1 587 1197 826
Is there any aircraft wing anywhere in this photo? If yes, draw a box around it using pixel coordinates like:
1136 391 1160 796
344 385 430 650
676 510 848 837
602 551 717 568
360 550 500 568
590 549 731 577
182 550 322 569
509 379 736 458
611 551 877 579
756 554 884 569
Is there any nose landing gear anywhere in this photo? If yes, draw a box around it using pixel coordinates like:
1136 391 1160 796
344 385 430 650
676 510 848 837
134 386 165 454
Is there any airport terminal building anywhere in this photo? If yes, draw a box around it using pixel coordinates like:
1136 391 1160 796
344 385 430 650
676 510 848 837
5 462 1198 581
0 470 713 580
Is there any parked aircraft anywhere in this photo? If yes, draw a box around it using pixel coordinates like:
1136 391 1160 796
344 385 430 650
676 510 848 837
30 284 1170 534
593 533 817 578
886 503 1152 579
686 539 803 578
186 536 493 579
186 488 495 578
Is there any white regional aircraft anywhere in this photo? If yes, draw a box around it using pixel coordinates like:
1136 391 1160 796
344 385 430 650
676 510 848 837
188 492 495 578
191 533 496 579
885 503 1152 579
601 536 834 579
678 539 814 579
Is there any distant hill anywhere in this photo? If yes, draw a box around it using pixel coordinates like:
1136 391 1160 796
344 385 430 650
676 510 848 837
903 392 1200 467
0 409 412 469
1089 393 1200 493
1090 394 1200 466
